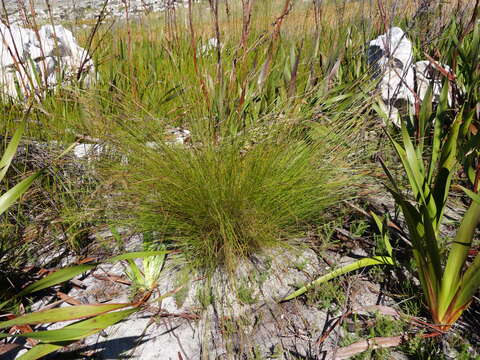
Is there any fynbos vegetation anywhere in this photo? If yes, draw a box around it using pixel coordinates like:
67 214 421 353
0 0 478 359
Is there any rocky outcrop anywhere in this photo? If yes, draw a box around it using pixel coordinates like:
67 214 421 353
0 23 95 99
368 27 415 127
415 60 453 105
1 0 189 24
368 27 454 126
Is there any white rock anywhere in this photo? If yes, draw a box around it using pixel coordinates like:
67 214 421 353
0 23 95 99
200 37 220 54
415 60 453 105
368 27 415 126
165 126 191 145
73 143 103 159
146 127 191 149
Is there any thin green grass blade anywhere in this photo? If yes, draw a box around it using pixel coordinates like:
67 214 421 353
126 259 144 283
377 156 401 193
282 256 394 301
372 101 392 125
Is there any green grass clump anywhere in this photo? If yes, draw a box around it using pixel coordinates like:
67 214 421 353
107 125 354 272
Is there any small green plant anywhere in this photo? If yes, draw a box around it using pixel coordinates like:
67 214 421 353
307 279 345 311
381 109 480 329
236 281 258 305
124 249 166 294
350 219 369 238
197 284 214 308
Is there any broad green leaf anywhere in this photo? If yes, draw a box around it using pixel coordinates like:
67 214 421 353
469 21 480 63
427 100 442 184
0 303 130 329
460 108 475 139
438 200 480 318
15 308 138 343
437 102 460 172
388 126 426 208
454 253 480 312
385 187 440 307
419 204 442 289
432 110 461 229
460 186 480 205
16 343 63 360
17 308 138 360
0 171 42 217
282 256 394 301
399 122 431 212
0 123 24 183
17 264 96 298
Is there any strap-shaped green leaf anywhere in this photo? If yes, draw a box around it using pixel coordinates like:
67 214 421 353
0 303 131 329
282 255 394 301
455 253 480 312
16 308 138 360
17 264 96 297
15 308 138 343
16 343 63 360
0 123 24 183
438 200 480 318
0 171 42 217
418 85 433 152
432 109 461 230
